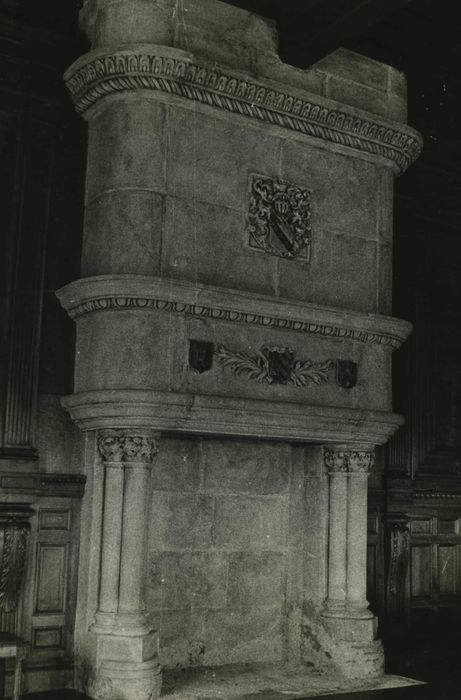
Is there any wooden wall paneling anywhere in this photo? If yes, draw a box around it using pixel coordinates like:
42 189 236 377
367 496 386 618
21 497 81 676
0 119 55 458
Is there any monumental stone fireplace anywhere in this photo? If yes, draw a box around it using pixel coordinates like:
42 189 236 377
57 0 422 698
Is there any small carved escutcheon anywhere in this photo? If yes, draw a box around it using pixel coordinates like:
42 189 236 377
262 346 294 384
248 174 312 259
189 340 214 374
336 359 358 389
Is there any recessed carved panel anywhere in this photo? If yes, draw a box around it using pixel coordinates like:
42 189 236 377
411 519 432 535
411 545 432 598
35 543 68 614
438 546 459 596
248 174 312 260
439 520 458 535
39 509 71 532
33 626 64 650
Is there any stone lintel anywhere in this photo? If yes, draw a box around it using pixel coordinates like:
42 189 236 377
61 389 404 445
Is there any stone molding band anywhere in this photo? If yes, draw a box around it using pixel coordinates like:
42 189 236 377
57 276 412 351
324 446 375 473
61 389 404 445
64 48 422 175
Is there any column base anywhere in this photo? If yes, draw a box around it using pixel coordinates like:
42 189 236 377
321 600 347 618
327 639 385 680
321 600 374 621
87 626 162 700
90 658 162 700
304 603 384 680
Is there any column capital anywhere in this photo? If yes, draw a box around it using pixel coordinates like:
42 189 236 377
348 446 375 474
323 446 349 474
323 444 375 474
97 429 159 464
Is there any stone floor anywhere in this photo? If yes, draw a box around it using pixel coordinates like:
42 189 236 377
22 634 461 700
21 679 460 700
160 664 422 699
22 664 426 700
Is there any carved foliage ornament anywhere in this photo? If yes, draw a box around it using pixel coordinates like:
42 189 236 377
0 523 29 613
217 344 334 387
98 431 158 463
324 447 375 474
388 522 410 597
248 175 311 259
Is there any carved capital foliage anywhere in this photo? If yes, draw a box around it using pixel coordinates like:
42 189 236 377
64 49 422 175
97 430 158 463
348 449 375 473
123 435 158 462
324 446 375 474
324 448 349 473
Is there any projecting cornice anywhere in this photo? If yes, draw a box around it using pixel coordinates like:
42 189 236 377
56 275 412 351
64 47 422 175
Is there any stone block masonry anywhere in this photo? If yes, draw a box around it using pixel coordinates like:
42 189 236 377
145 438 290 668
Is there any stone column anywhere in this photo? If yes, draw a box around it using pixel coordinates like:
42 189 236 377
346 447 375 619
321 445 383 678
323 447 349 617
91 429 161 700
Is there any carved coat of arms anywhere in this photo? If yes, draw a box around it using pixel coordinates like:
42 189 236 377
248 174 312 259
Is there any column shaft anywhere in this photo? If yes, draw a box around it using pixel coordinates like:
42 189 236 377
327 473 348 610
323 447 349 616
346 472 369 613
118 464 151 614
99 462 124 614
346 448 375 619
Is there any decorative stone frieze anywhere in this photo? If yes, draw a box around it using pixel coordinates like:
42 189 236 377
57 275 413 351
64 48 422 175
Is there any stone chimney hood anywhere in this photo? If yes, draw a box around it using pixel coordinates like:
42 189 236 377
57 1 422 697
59 0 420 445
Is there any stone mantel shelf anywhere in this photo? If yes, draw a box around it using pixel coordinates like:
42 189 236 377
56 274 412 351
62 388 403 445
64 45 422 175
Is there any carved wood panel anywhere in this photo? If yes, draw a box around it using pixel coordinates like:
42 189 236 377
20 499 81 671
408 515 461 628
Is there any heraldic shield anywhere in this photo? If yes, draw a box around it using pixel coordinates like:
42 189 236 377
247 174 312 260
